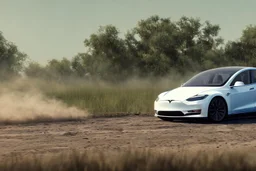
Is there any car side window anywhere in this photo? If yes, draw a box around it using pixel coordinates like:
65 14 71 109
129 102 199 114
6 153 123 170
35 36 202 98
231 70 250 86
251 70 256 84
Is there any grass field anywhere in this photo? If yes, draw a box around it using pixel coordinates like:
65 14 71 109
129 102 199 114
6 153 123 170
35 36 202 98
1 149 256 171
33 76 189 116
45 83 167 116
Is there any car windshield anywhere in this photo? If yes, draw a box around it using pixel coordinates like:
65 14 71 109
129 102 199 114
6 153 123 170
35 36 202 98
182 67 243 87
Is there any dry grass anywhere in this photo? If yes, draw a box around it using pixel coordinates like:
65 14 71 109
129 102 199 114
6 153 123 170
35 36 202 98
1 149 256 171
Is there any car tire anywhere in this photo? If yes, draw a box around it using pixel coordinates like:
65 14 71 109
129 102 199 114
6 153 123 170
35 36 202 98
208 97 227 122
158 117 174 121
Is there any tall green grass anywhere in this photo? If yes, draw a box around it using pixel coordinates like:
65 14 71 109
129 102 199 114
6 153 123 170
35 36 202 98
42 77 186 116
1 149 256 171
46 85 162 116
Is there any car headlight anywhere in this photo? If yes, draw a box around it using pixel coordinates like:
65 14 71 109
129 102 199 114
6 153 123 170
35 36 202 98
186 95 208 101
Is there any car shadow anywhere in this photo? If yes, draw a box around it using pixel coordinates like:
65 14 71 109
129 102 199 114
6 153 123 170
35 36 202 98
173 113 256 124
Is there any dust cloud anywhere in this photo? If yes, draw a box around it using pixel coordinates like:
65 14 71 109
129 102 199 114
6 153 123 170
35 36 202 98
0 82 87 124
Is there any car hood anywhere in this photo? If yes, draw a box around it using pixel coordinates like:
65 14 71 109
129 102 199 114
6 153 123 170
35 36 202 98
159 87 220 101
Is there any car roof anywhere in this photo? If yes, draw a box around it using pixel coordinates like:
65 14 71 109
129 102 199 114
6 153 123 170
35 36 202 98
206 66 254 72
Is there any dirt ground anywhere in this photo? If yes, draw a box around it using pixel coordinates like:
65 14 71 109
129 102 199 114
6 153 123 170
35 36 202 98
1 115 256 160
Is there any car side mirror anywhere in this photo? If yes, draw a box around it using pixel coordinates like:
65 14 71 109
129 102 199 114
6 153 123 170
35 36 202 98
233 81 245 87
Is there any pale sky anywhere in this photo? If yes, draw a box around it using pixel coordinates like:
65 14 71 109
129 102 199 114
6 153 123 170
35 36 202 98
1 0 255 64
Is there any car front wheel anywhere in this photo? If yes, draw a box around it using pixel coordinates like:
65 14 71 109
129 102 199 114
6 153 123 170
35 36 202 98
208 97 227 122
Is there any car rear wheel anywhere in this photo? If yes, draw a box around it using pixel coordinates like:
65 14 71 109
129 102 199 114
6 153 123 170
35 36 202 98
208 97 227 122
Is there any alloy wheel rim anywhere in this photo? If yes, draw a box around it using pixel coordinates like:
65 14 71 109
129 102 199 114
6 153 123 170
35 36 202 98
209 98 226 121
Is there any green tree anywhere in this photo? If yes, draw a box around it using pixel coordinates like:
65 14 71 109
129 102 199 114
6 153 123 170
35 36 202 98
71 53 87 77
126 15 180 76
0 31 27 79
46 58 73 81
24 62 47 78
176 18 223 71
241 25 256 46
84 25 133 81
125 16 223 75
225 25 256 66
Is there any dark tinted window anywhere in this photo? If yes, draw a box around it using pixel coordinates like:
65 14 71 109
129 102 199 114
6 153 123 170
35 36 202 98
183 67 242 87
251 70 256 83
231 70 250 86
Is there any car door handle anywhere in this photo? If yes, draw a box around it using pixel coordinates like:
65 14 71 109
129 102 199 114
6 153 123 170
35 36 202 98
250 87 254 90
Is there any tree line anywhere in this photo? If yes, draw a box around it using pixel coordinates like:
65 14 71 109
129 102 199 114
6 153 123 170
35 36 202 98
1 15 256 82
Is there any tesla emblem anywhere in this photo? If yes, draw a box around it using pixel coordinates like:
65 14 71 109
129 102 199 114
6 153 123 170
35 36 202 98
168 100 174 103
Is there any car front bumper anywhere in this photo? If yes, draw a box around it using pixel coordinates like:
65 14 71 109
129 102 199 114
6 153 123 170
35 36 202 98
154 99 208 118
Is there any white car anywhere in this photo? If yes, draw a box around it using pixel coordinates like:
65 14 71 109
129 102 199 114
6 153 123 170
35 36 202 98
154 66 256 122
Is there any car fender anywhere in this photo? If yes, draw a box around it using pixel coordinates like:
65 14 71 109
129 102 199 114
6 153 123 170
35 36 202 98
206 92 230 114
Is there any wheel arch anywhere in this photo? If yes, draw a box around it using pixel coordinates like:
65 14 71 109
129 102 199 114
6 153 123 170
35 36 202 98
207 95 229 116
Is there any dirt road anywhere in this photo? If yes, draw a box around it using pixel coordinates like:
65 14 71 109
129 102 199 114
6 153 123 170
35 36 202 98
1 116 256 159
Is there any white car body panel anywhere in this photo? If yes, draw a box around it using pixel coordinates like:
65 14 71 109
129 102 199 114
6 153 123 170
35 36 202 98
160 87 219 101
229 84 255 114
154 67 256 119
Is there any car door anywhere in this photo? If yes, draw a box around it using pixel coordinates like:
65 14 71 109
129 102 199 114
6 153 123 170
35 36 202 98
250 69 256 112
229 70 255 114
